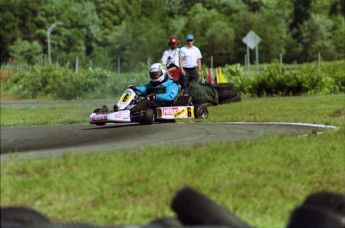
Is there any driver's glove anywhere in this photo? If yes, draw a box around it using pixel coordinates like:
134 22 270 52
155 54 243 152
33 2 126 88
128 85 136 90
146 94 156 101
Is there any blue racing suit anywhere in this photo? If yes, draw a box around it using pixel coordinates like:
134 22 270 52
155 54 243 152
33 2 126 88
130 76 178 114
136 76 179 106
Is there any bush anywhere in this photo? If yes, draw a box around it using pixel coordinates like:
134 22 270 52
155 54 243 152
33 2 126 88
222 61 345 97
2 61 344 99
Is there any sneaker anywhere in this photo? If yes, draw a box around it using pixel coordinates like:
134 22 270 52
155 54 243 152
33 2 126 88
181 89 189 96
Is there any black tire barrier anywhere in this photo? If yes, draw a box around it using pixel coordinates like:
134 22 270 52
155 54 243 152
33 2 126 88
0 206 50 226
212 83 234 92
219 95 242 104
217 90 238 100
211 83 241 104
286 191 345 228
171 187 251 227
1 188 344 228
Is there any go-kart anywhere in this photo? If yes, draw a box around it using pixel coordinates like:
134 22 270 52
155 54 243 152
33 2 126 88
89 88 209 125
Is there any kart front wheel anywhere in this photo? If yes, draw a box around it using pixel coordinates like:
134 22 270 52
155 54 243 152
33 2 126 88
194 104 208 119
140 108 154 125
93 108 107 125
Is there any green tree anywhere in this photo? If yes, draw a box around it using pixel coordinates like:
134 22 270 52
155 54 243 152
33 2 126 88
37 0 102 66
329 0 345 16
1 0 343 69
288 0 312 62
300 13 335 61
181 3 236 66
329 15 345 60
255 0 293 63
9 39 43 64
91 0 127 45
203 20 236 66
0 0 41 62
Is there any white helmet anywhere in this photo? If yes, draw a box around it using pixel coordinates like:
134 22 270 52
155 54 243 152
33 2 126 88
149 63 166 82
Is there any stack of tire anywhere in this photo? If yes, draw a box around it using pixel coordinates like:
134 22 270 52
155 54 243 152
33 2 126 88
212 83 241 104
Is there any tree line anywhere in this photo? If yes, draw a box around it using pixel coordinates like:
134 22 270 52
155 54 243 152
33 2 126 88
0 0 344 72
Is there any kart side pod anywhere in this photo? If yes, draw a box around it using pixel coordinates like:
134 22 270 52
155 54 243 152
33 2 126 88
156 104 208 120
155 106 196 120
89 110 132 125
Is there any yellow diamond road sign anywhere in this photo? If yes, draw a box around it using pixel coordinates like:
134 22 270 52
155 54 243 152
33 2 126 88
243 30 261 50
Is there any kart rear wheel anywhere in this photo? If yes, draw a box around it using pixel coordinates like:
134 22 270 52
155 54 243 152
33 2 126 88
194 104 208 119
95 122 106 126
140 108 154 125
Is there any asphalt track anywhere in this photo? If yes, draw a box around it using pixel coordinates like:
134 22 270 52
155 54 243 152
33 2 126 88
0 121 336 162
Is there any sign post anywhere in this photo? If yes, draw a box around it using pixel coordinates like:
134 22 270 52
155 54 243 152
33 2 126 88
242 30 261 72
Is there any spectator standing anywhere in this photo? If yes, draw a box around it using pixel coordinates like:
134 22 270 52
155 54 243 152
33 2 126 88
179 34 202 94
162 37 180 70
161 38 181 82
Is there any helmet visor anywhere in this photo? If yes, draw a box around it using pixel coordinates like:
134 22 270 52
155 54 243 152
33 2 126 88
150 71 162 80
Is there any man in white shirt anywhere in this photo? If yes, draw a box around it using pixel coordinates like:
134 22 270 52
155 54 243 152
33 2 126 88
179 34 202 94
162 38 182 82
162 37 180 69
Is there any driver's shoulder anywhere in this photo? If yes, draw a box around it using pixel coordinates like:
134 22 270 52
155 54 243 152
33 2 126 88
164 78 178 85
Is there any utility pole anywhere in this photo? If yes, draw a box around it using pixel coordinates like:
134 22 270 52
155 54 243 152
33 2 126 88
47 22 62 64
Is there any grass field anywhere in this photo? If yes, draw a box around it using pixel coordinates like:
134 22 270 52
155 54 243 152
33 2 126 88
1 95 345 227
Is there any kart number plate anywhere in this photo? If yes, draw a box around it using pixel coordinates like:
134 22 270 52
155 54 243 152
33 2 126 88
120 93 132 102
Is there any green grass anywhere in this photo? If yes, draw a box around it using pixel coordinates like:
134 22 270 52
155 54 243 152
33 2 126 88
207 95 345 126
1 104 96 126
1 95 344 126
1 95 345 227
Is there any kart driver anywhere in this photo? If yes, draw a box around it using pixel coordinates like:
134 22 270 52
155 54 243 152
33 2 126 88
128 63 179 117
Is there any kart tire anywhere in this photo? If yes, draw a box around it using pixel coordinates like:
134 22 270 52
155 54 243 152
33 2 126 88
218 90 238 100
219 95 242 104
140 108 154 125
155 119 176 123
0 206 51 225
95 122 106 126
171 187 251 227
194 104 208 119
93 107 109 114
212 83 234 92
93 108 107 126
93 108 102 113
